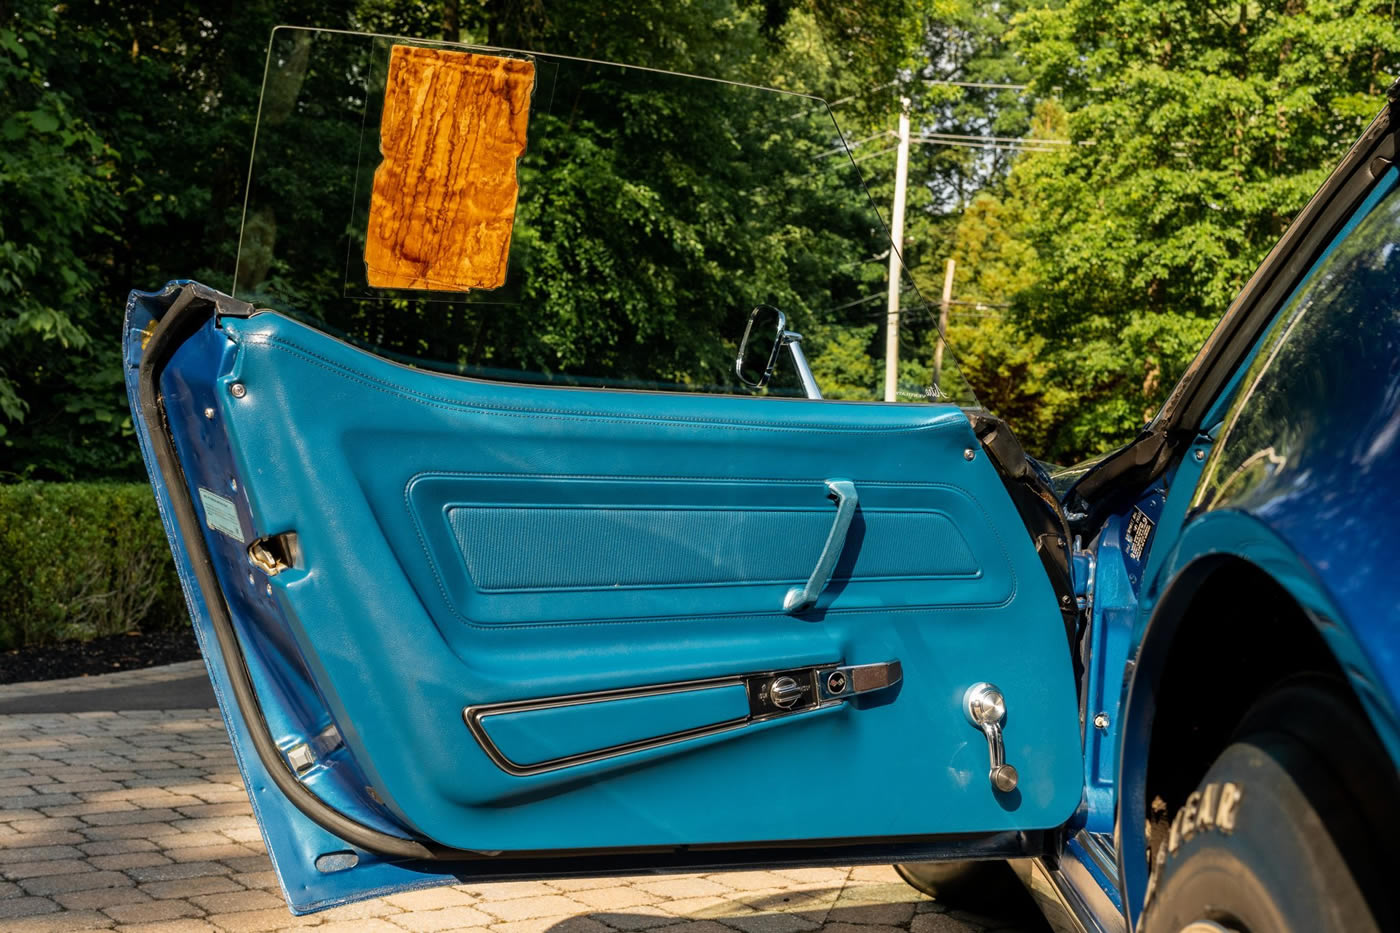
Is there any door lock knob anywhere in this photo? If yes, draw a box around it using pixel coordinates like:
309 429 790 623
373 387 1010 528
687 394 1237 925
963 682 1018 794
768 676 804 709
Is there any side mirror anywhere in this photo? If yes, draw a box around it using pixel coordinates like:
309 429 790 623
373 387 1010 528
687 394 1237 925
735 305 787 388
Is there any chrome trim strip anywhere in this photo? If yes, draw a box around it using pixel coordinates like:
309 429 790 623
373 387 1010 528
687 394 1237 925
464 661 901 777
1018 853 1127 933
1077 831 1119 889
464 672 817 777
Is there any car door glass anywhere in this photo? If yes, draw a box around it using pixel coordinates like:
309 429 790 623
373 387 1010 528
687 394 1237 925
234 27 977 406
1196 170 1400 510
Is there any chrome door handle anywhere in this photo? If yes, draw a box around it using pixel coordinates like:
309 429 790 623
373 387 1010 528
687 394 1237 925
816 660 902 700
784 479 858 613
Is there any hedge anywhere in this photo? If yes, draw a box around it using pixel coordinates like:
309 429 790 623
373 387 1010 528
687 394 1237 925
0 482 185 650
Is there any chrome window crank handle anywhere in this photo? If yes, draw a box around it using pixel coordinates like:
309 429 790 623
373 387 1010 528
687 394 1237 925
963 682 1019 793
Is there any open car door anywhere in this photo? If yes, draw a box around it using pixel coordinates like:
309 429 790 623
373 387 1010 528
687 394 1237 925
125 28 1083 914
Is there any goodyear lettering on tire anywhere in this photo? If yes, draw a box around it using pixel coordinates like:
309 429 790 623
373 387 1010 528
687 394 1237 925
1143 781 1243 908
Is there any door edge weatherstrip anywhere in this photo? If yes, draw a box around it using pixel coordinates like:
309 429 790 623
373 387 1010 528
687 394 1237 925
137 287 465 861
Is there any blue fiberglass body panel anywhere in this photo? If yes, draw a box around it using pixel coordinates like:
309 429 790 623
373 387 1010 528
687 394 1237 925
1109 169 1400 930
1193 170 1400 747
132 290 1082 907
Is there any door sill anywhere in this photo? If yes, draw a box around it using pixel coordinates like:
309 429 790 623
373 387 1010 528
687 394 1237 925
1013 831 1126 933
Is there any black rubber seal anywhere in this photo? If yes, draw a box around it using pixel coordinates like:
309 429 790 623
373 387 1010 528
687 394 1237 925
137 285 450 859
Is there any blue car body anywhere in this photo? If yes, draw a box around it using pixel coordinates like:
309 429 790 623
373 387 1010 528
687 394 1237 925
124 35 1400 932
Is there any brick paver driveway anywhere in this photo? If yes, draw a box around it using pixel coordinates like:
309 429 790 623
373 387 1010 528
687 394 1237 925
0 663 1046 933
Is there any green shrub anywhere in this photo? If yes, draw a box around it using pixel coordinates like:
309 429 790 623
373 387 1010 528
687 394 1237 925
0 482 185 650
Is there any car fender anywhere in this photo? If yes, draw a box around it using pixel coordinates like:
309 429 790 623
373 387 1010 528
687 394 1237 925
1113 507 1400 927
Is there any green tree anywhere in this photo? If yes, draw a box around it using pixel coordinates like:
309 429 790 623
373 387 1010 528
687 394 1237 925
0 0 368 479
840 0 1043 415
0 0 954 480
933 102 1077 456
0 2 119 478
995 0 1400 461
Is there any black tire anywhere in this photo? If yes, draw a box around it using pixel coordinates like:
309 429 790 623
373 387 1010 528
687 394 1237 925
1140 681 1398 933
894 860 1003 900
893 859 1046 924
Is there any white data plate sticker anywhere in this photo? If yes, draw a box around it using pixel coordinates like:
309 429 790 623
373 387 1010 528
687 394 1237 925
198 488 245 542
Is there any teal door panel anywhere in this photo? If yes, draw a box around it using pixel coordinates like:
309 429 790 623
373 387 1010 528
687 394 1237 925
133 292 1082 909
218 311 1080 842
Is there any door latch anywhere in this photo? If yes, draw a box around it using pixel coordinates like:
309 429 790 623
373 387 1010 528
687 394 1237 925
746 660 902 717
963 682 1018 793
248 531 299 576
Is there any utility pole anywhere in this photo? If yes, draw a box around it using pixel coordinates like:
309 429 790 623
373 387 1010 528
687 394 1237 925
933 258 955 392
442 0 460 40
882 98 911 403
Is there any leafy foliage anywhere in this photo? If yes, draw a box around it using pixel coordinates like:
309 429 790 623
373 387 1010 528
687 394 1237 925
0 0 367 478
985 0 1399 460
0 482 183 649
0 3 120 476
233 5 983 403
1 0 1396 481
0 0 956 481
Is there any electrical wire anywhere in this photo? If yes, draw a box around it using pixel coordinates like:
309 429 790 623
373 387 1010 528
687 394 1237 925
911 139 1063 153
828 78 1031 107
815 130 895 159
852 139 1063 158
850 145 901 164
913 131 1071 146
918 79 1029 90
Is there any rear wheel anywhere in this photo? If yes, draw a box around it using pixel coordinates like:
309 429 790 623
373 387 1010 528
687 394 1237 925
1141 681 1397 933
893 858 1048 926
893 860 1003 900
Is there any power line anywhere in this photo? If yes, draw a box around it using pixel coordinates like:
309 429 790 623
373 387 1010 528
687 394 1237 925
815 130 894 159
917 78 1029 90
913 131 1071 146
818 283 926 316
827 132 1074 162
912 139 1063 153
818 287 1009 317
819 292 888 314
856 138 1064 156
871 298 1011 315
863 304 1008 321
826 81 898 108
949 298 1011 308
825 77 1030 111
851 145 901 164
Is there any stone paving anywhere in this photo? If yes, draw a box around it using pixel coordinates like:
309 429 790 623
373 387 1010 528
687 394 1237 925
0 662 209 700
0 666 1044 933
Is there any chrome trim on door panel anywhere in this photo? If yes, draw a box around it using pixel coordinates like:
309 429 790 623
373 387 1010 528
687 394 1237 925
465 661 901 777
465 675 754 777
